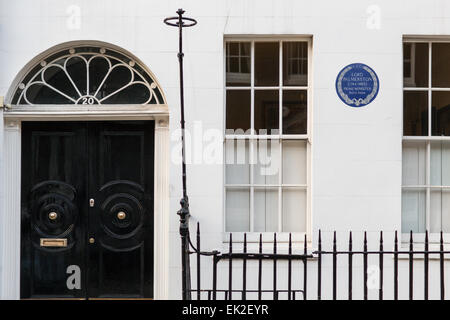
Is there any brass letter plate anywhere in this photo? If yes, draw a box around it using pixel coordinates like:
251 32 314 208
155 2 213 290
40 238 67 247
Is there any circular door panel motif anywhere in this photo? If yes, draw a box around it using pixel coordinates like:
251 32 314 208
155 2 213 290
100 191 144 240
30 181 78 251
33 194 77 237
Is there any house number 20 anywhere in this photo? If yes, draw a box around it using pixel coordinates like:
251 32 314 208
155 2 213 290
81 97 95 104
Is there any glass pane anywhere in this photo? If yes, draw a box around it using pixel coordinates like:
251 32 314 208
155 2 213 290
226 42 251 86
97 65 132 98
229 42 239 55
282 90 307 134
66 56 88 96
431 189 450 233
403 91 428 136
229 57 239 72
283 42 308 86
402 189 426 233
282 188 306 232
225 139 250 184
402 141 426 186
432 91 450 136
254 188 278 232
25 83 75 104
254 90 279 133
432 43 450 87
101 82 151 104
226 188 250 232
283 140 307 184
253 139 280 185
240 57 250 75
89 56 110 95
403 43 428 87
41 65 79 100
255 42 279 86
431 141 450 186
226 90 251 131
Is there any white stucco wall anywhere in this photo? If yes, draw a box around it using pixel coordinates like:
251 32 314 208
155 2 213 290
2 0 450 299
0 0 7 283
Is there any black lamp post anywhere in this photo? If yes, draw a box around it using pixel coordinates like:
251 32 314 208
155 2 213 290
164 9 197 301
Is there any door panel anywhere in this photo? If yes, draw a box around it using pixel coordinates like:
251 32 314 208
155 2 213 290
21 121 154 299
87 121 154 298
21 122 87 298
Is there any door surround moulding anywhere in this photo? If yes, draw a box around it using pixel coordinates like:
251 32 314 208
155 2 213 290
1 111 170 300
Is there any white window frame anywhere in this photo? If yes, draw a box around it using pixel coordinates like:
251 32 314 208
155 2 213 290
223 36 313 243
402 37 450 243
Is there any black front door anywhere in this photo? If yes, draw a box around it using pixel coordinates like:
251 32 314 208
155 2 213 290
21 121 154 299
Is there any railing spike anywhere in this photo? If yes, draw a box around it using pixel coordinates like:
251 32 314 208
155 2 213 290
379 230 384 300
363 231 368 300
424 230 429 300
348 230 353 300
332 230 337 300
440 230 445 300
228 232 232 300
288 233 292 300
317 229 322 300
394 230 398 300
242 233 247 300
409 230 414 300
273 233 277 300
303 233 308 300
258 233 263 300
289 233 292 253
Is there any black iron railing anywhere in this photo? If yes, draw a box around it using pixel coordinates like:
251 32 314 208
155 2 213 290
315 230 446 300
188 224 312 300
186 225 450 300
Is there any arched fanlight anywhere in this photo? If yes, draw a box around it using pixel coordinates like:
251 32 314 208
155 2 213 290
9 44 165 106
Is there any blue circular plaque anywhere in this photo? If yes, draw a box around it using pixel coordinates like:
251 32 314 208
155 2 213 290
336 63 379 107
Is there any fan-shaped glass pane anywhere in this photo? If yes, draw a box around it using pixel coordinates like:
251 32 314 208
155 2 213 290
11 45 164 106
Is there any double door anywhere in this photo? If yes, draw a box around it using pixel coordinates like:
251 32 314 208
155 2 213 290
20 121 154 299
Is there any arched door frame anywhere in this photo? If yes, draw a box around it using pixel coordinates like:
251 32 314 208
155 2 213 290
0 41 170 299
